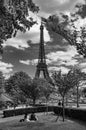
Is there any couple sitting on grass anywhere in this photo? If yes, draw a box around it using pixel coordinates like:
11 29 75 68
20 112 38 122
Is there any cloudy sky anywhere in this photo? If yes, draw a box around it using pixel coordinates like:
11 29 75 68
1 0 86 78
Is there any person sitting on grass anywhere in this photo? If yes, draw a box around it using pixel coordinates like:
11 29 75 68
20 112 38 122
24 113 28 121
20 113 28 122
27 112 38 122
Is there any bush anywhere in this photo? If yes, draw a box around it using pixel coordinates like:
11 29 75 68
54 106 86 121
3 106 54 117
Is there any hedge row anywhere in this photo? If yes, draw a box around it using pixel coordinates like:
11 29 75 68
3 106 54 117
3 105 86 122
54 106 86 121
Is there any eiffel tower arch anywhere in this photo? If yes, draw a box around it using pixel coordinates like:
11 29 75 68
35 22 51 82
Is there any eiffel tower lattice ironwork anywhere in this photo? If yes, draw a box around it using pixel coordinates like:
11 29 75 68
35 22 50 81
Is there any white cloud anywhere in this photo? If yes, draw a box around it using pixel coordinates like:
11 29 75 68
79 61 86 73
31 59 38 65
19 60 31 65
57 0 69 5
20 58 52 66
46 45 78 66
3 38 29 50
0 61 13 79
79 62 86 68
46 59 53 65
63 59 78 66
20 58 56 66
48 66 70 73
19 59 38 66
0 62 13 68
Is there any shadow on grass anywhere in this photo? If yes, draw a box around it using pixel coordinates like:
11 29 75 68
10 122 44 127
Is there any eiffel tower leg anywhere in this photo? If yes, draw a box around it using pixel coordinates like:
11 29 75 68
43 68 49 80
35 68 40 78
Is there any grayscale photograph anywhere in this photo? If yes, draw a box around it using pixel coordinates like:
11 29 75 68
0 0 86 130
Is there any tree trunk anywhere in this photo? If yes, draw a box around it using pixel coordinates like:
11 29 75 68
62 96 65 122
76 85 79 107
33 98 35 106
65 94 68 106
46 99 48 114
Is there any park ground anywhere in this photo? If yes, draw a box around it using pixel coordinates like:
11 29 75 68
0 112 86 130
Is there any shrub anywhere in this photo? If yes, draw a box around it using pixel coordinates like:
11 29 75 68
3 106 54 117
54 106 86 121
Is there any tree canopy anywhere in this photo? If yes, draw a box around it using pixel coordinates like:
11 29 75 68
19 78 42 105
0 0 39 53
52 70 77 97
38 78 53 101
5 71 31 104
52 69 83 121
52 68 86 97
44 2 86 58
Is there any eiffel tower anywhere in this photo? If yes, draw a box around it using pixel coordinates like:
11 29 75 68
35 22 50 81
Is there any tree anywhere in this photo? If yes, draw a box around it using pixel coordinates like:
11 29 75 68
0 71 6 108
38 78 53 113
20 78 42 105
52 70 78 121
71 68 86 107
5 71 31 105
44 2 86 58
67 19 86 58
0 0 39 53
75 2 86 19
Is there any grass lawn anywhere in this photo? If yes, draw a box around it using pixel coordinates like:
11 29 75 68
0 112 86 130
